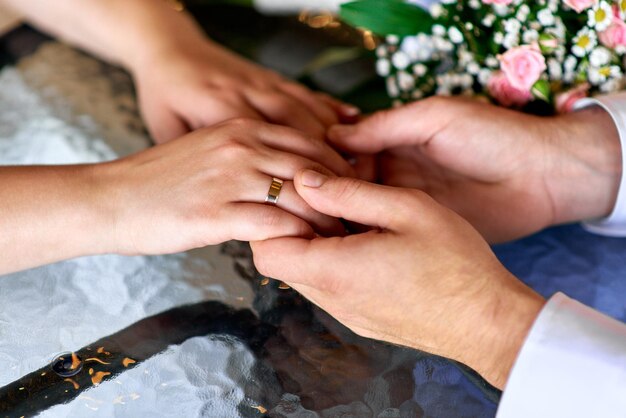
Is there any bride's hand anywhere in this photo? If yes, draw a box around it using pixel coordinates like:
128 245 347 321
96 119 353 256
131 41 358 144
327 97 622 243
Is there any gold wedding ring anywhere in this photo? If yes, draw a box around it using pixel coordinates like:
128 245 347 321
265 178 284 205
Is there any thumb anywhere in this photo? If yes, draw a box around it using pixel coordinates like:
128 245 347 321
294 169 412 230
327 98 453 153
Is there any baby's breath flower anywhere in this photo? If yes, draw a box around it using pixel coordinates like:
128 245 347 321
494 32 504 44
449 26 464 44
397 71 416 91
537 9 555 26
432 24 446 37
504 19 522 34
392 51 411 70
413 63 427 77
430 4 445 18
516 5 530 21
467 62 481 74
469 0 481 9
572 27 597 57
485 56 500 68
478 68 493 85
376 46 388 58
482 14 496 27
386 76 400 98
503 33 520 49
588 1 613 32
376 58 391 76
386 35 400 45
548 58 563 80
523 29 540 44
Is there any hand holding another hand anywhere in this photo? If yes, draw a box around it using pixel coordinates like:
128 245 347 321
251 171 545 389
328 97 622 242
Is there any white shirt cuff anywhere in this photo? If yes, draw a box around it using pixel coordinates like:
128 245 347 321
574 93 626 236
496 292 626 418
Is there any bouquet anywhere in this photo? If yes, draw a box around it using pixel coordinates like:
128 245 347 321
339 0 626 112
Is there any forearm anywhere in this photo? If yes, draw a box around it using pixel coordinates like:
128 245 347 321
0 165 111 275
1 0 209 72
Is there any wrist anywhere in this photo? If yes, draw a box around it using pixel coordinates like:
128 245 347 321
546 107 622 224
465 271 545 389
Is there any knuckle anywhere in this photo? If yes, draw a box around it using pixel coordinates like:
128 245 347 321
334 178 363 202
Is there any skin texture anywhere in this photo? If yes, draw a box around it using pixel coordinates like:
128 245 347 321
251 170 546 389
1 0 358 143
328 97 622 243
0 119 353 275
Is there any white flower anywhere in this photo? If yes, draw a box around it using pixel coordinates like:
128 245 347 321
413 63 427 77
589 47 612 67
376 59 391 76
397 71 416 91
430 4 444 18
503 33 520 49
522 29 539 44
504 19 521 34
588 1 613 32
494 32 504 44
375 46 388 58
469 0 481 9
448 26 464 44
547 58 563 80
441 0 456 4
572 28 597 57
460 74 474 88
467 62 480 74
400 36 419 60
386 76 400 98
537 9 555 26
516 5 530 21
493 4 510 17
600 77 624 93
619 0 626 19
433 37 454 52
478 68 493 85
588 65 621 85
432 24 446 36
386 35 400 45
485 56 499 68
391 51 410 70
482 14 496 27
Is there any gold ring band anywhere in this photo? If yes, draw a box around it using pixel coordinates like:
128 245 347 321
265 178 284 205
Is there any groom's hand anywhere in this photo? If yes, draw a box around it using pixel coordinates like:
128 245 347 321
327 97 622 243
251 171 545 389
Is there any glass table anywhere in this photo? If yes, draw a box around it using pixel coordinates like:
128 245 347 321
1 5 623 418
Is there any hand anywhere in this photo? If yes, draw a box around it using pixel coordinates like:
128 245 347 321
132 40 359 144
327 97 622 243
95 119 354 256
251 171 545 389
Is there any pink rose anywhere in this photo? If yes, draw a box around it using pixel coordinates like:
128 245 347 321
563 0 597 13
488 71 533 108
555 83 590 114
599 19 626 48
481 0 514 5
499 45 547 91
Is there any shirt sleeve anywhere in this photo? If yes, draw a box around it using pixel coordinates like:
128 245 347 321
574 93 626 236
496 292 626 418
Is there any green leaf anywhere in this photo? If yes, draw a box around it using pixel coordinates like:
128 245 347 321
340 0 434 36
531 79 551 102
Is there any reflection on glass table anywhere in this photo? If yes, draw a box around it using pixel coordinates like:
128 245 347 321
0 6 624 418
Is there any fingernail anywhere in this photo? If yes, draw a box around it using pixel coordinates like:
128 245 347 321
300 169 328 188
328 124 356 140
340 104 361 117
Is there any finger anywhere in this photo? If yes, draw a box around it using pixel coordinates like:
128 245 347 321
223 203 314 242
327 97 456 153
235 175 345 237
278 82 339 127
243 89 326 140
294 169 417 230
251 123 354 177
316 93 361 123
251 237 324 285
145 107 190 144
185 92 265 129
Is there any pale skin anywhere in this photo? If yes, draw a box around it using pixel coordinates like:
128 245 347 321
251 98 623 389
0 119 353 275
1 0 359 143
